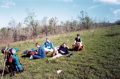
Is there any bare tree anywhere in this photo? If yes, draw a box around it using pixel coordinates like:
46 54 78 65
78 11 93 29
41 17 50 36
24 9 39 38
49 17 59 34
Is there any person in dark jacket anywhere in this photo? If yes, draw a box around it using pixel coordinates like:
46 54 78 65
29 43 46 59
48 43 69 60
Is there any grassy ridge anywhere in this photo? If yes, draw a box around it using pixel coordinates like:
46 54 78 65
0 25 120 79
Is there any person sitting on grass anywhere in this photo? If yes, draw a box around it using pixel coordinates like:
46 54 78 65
48 43 69 60
72 34 83 51
29 43 46 59
43 38 57 56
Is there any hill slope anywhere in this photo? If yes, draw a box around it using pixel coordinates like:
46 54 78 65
0 25 120 79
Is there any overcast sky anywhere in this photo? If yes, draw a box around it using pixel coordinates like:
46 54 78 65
0 0 120 28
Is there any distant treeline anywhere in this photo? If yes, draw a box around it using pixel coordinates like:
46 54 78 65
0 10 119 45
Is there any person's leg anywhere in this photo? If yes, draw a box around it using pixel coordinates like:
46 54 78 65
51 55 60 59
72 44 75 50
49 49 54 52
32 55 42 59
77 43 80 51
48 53 62 60
44 48 50 52
72 43 77 50
44 48 54 52
78 42 83 50
45 48 58 56
80 42 83 47
44 48 52 54
53 48 58 56
41 52 46 58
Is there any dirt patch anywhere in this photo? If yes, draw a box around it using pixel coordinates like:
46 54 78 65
106 33 120 37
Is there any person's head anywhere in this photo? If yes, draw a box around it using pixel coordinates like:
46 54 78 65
46 38 50 42
61 43 67 48
77 34 80 38
36 43 40 48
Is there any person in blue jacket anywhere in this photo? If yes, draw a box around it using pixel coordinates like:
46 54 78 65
43 38 57 56
29 43 46 59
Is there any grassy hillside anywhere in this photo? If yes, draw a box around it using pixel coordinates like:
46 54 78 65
0 25 120 79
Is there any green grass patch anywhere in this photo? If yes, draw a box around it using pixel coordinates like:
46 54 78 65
0 25 120 79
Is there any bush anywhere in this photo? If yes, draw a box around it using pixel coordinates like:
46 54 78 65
115 20 120 25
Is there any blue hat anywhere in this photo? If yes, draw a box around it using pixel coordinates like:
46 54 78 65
46 38 49 40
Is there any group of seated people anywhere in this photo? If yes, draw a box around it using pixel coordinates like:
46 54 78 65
28 34 83 60
1 34 83 76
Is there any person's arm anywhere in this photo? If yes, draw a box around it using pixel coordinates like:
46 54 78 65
59 50 65 54
65 47 69 54
59 47 68 54
35 52 38 54
58 47 65 54
74 41 76 44
80 38 83 46
37 47 42 55
50 42 55 49
74 38 77 44
80 38 82 43
43 42 46 48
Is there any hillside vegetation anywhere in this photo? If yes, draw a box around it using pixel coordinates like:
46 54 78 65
0 25 120 79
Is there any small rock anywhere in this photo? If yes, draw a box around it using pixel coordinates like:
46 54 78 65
57 70 62 74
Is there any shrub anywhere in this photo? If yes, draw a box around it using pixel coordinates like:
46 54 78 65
115 20 120 25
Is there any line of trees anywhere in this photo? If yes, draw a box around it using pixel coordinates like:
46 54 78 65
0 10 119 45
